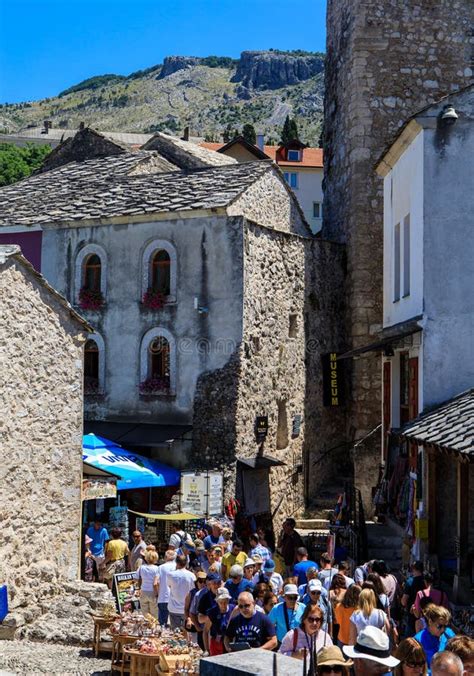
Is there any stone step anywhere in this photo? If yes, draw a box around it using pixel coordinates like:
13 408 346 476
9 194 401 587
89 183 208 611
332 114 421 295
296 518 331 530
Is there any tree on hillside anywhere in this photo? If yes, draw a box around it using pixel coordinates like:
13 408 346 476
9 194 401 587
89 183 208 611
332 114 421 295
242 123 257 145
0 143 52 186
281 115 300 144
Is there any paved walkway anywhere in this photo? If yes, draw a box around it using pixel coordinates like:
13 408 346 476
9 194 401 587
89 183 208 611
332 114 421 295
0 641 111 675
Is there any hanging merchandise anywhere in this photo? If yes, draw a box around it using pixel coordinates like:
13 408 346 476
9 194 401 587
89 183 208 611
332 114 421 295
109 506 129 543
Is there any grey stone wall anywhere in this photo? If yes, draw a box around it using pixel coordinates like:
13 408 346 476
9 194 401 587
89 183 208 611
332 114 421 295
192 220 312 531
229 169 310 237
323 0 474 511
0 257 86 625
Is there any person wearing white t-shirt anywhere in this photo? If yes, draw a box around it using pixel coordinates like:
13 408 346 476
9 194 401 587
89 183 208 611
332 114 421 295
168 522 187 550
137 550 160 618
167 554 196 630
156 550 177 626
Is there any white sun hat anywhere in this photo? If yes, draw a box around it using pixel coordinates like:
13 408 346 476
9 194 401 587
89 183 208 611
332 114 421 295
343 626 400 668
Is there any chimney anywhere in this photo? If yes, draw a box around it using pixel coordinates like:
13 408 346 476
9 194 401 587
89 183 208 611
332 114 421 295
181 126 190 141
43 120 52 134
256 133 264 151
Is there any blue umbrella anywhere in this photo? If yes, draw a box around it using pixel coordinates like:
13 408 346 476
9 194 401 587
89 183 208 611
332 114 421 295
82 433 180 489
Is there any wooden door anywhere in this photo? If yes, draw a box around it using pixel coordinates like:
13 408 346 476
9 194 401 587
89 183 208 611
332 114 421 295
383 361 391 460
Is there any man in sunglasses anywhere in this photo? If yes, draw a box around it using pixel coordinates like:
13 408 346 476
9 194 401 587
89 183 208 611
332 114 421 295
268 583 305 643
224 592 277 652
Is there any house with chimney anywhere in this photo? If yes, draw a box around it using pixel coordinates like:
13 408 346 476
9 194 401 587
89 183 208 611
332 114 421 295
201 136 324 234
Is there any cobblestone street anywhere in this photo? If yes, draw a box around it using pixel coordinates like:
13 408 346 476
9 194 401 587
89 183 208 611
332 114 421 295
0 641 111 675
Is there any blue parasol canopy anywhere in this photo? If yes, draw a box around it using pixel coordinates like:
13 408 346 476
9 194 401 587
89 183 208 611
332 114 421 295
82 433 180 490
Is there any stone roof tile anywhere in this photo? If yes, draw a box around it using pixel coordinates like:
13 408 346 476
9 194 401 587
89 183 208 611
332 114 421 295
0 158 273 227
398 388 474 457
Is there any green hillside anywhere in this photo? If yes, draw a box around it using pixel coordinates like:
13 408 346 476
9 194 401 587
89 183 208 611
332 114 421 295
0 54 324 145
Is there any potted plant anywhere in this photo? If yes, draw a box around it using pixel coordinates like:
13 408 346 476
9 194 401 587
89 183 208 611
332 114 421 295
142 288 166 310
79 288 104 311
139 376 170 395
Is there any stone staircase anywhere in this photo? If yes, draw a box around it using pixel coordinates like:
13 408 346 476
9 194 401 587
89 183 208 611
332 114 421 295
366 519 404 572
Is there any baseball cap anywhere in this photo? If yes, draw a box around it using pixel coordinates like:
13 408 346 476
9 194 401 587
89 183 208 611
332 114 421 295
283 584 299 596
243 558 255 568
263 559 275 571
252 554 263 564
215 587 231 601
229 564 244 578
207 572 222 582
308 579 322 592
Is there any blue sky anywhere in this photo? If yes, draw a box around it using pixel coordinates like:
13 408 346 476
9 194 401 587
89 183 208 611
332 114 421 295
0 0 327 103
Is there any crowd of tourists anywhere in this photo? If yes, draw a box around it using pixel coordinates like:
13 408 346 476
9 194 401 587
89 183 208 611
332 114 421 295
85 518 473 674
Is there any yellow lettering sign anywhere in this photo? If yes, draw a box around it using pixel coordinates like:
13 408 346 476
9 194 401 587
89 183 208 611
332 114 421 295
332 397 339 405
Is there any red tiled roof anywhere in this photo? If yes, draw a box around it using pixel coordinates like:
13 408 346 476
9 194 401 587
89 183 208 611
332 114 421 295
200 142 323 168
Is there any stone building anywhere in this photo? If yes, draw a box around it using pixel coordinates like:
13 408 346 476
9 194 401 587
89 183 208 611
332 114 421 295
375 85 474 599
321 0 474 512
0 244 99 636
202 137 325 234
0 129 341 532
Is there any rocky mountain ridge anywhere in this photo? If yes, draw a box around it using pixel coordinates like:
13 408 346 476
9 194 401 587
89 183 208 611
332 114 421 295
0 50 325 145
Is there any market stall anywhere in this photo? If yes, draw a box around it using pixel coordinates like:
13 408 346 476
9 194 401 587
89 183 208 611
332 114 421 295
92 606 202 675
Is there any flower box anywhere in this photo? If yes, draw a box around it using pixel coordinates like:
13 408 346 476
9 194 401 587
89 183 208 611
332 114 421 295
139 377 171 395
79 288 104 311
142 288 166 311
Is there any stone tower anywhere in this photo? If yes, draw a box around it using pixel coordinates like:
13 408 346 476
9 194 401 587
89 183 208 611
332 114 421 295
322 0 474 511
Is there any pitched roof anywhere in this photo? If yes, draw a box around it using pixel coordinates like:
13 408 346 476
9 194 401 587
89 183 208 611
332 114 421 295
0 159 273 227
397 389 474 458
200 141 324 168
0 244 91 331
142 132 237 169
5 127 153 147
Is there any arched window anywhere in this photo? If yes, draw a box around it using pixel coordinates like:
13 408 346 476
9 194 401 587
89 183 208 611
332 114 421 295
84 254 101 292
149 337 170 382
83 333 105 394
84 339 99 393
75 244 107 306
141 240 177 303
139 327 176 395
151 250 171 296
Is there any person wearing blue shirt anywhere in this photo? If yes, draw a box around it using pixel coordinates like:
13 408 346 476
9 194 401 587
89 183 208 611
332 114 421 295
224 565 253 601
268 584 305 643
414 605 455 673
292 547 319 585
203 523 225 550
85 520 109 582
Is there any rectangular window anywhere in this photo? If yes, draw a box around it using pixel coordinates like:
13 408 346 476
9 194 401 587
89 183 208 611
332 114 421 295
399 352 410 424
403 214 410 297
313 202 322 219
287 149 301 162
394 223 401 302
283 172 298 188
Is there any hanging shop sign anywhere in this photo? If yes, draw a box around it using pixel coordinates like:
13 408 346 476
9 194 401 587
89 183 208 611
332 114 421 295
322 352 344 407
82 478 117 501
180 471 223 517
255 416 269 442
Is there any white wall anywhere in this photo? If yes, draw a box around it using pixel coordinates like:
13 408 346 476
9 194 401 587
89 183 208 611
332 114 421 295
383 131 424 328
285 167 323 234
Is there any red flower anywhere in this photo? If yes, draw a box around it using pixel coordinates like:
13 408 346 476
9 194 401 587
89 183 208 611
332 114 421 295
79 288 104 310
142 288 166 310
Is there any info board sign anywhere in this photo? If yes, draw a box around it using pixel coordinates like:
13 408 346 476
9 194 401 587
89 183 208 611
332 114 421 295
180 471 223 517
113 571 140 613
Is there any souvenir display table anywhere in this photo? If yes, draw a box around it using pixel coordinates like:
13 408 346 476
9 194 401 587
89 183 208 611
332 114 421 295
91 613 116 657
106 611 201 675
